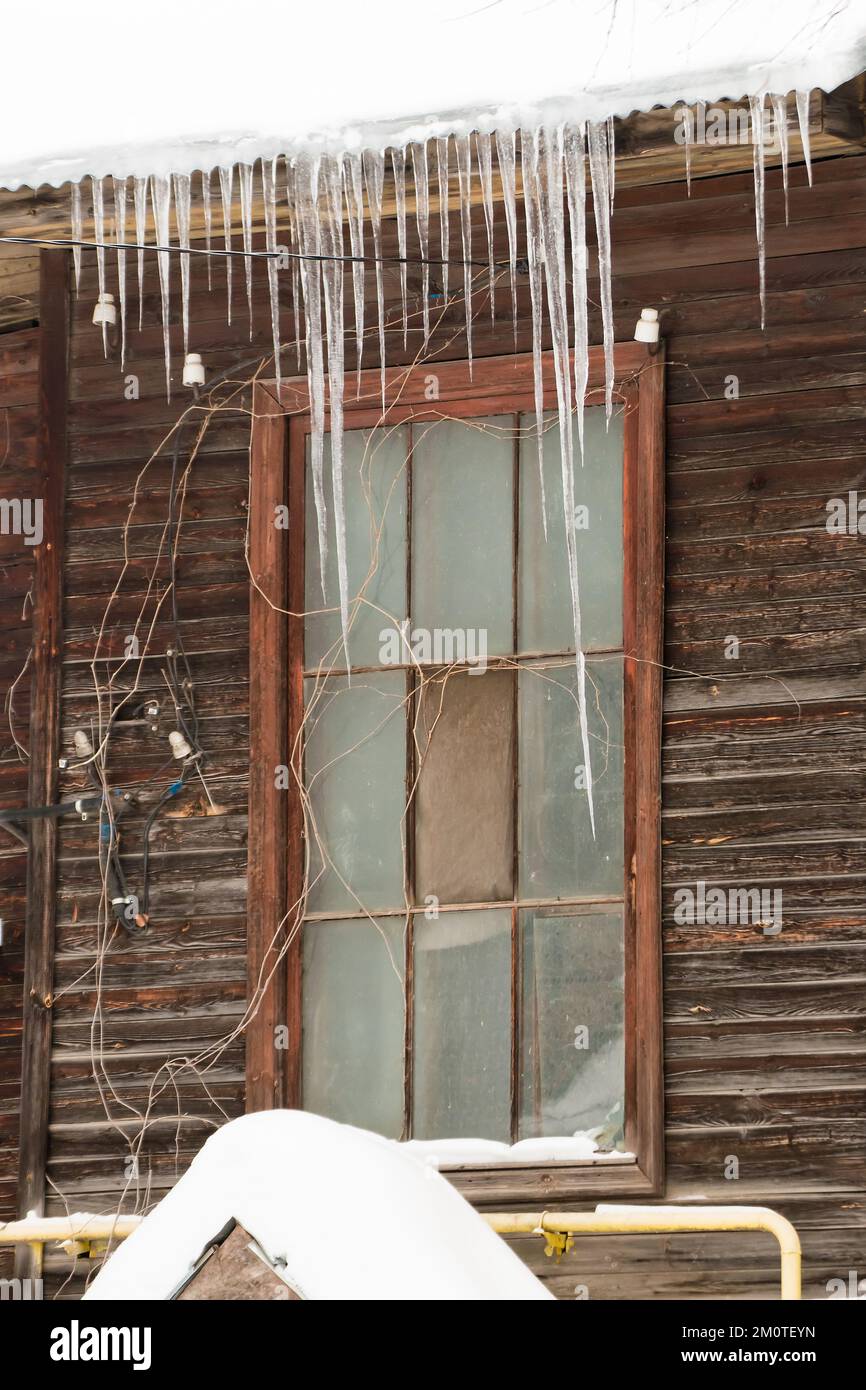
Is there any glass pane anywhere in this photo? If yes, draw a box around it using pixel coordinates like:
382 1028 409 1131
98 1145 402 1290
414 668 515 904
519 406 623 653
304 672 406 913
519 657 624 899
305 426 408 669
519 905 624 1146
303 917 406 1138
411 416 514 656
413 908 511 1141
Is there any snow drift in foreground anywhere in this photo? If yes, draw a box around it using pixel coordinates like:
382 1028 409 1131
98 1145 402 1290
82 1110 553 1301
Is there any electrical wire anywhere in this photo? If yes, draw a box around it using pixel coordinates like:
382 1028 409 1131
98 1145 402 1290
0 231 508 270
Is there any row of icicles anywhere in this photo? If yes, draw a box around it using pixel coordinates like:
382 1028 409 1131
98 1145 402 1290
70 92 813 835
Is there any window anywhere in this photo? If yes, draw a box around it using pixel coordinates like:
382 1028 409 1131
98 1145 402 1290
248 345 665 1203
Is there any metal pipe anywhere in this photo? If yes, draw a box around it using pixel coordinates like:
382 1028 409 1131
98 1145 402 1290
0 1213 142 1245
485 1203 802 1300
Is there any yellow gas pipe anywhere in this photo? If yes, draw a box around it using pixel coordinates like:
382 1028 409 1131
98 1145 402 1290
485 1204 802 1300
0 1212 142 1261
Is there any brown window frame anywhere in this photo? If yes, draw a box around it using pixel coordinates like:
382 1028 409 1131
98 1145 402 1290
247 341 665 1205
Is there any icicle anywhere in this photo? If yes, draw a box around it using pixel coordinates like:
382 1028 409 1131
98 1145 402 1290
363 149 387 408
112 176 128 369
219 166 234 325
749 93 767 331
536 125 595 837
681 103 694 195
606 114 616 215
494 130 519 347
70 183 82 293
343 152 366 385
201 170 214 292
321 156 350 664
285 160 303 370
295 156 328 593
796 89 813 186
476 131 496 326
133 176 148 330
262 156 282 390
173 172 191 356
150 174 173 399
238 162 255 336
455 134 474 374
587 122 615 421
436 136 450 304
91 176 108 355
391 148 409 349
411 143 431 348
770 93 790 225
520 128 547 539
564 124 588 463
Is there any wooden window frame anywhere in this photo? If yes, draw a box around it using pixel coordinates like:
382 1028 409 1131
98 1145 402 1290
247 341 665 1205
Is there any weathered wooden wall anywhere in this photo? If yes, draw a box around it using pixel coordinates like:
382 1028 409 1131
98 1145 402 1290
36 146 866 1297
0 325 40 1276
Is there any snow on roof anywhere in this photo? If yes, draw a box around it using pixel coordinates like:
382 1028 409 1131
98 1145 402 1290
82 1111 554 1301
2 0 865 187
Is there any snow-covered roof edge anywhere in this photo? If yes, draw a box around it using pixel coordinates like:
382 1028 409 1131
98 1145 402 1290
0 0 864 189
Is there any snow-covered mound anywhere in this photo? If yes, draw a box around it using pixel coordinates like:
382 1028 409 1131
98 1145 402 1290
83 1110 553 1301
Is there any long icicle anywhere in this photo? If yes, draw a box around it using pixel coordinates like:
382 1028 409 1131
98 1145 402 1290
343 151 366 386
133 176 148 330
262 155 282 390
770 92 790 224
749 93 767 330
91 176 108 355
392 147 409 349
606 113 616 214
411 142 431 348
285 160 303 369
455 133 474 375
521 127 548 539
112 176 128 370
796 89 813 186
173 172 192 356
436 136 450 305
494 130 519 348
587 121 615 421
321 156 350 665
150 174 173 399
363 149 387 410
536 124 595 836
476 130 496 325
219 165 234 326
564 123 589 463
70 183 82 293
201 169 214 292
295 155 328 595
238 162 255 337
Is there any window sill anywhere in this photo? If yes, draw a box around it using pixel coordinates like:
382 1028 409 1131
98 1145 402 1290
439 1154 661 1208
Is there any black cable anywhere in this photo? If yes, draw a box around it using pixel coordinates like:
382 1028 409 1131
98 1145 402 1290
140 774 186 919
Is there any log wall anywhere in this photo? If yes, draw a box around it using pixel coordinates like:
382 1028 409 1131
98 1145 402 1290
34 147 866 1296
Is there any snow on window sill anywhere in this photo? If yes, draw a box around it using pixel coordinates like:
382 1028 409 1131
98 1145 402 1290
402 1135 636 1169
